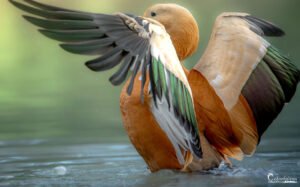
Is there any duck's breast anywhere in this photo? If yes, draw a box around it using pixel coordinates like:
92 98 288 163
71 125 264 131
120 76 181 172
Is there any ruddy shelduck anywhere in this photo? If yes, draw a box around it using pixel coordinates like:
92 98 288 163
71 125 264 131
10 0 300 172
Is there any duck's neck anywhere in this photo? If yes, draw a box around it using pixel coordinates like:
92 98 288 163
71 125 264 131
168 18 199 61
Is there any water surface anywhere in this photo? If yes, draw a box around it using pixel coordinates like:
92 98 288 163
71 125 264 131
1 0 300 186
0 137 299 187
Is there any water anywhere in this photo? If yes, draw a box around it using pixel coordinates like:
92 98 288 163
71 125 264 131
1 0 300 186
0 138 299 187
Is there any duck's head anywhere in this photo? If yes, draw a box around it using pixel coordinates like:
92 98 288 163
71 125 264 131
144 4 199 61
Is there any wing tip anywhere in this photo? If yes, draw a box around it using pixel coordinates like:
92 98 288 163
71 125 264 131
59 43 87 56
38 29 54 39
9 0 25 6
9 0 17 5
244 15 285 37
59 43 71 52
22 15 40 25
85 61 98 72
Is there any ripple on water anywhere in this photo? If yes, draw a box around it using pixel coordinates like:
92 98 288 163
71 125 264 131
33 166 68 177
196 162 276 178
0 175 15 180
0 141 299 186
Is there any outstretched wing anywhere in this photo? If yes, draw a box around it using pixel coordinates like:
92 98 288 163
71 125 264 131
10 0 150 95
10 0 202 162
193 12 299 157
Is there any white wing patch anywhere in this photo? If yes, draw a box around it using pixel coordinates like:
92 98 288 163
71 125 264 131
151 96 189 165
147 23 198 164
195 13 271 110
149 24 192 96
212 75 223 87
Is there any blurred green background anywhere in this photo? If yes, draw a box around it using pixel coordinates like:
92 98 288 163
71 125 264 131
0 0 299 144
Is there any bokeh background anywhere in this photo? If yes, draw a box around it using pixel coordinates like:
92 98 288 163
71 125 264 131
1 0 299 145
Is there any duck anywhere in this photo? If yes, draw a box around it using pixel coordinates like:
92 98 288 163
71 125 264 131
10 0 300 172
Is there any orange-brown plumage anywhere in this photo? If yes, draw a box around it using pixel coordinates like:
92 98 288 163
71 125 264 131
188 70 258 161
10 0 299 173
120 75 181 172
121 4 299 171
144 4 199 61
120 4 299 172
188 70 240 158
120 67 259 171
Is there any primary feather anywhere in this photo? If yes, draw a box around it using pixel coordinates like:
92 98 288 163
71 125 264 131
10 0 203 164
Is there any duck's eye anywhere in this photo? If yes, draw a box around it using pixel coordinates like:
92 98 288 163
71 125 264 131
151 12 157 17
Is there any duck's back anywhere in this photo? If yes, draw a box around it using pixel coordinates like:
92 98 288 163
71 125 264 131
188 69 258 160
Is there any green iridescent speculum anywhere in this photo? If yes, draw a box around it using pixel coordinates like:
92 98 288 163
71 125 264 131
265 45 300 101
150 57 201 157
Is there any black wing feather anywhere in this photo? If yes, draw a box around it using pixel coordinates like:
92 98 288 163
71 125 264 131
11 0 91 20
243 15 285 36
23 0 76 12
10 0 151 94
23 16 98 30
109 54 133 85
60 38 114 55
38 29 105 42
242 62 285 139
240 15 299 141
140 49 151 102
11 0 204 161
127 59 142 95
85 47 124 71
